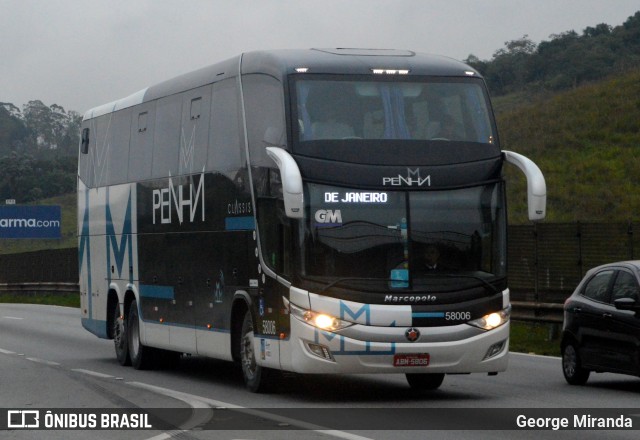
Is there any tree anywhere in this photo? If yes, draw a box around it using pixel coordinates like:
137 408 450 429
583 23 612 38
21 100 80 155
0 103 28 155
0 151 34 201
484 35 537 94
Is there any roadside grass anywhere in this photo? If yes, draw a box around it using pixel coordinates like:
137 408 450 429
510 320 561 357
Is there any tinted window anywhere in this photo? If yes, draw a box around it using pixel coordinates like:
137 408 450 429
582 270 614 303
179 87 211 176
611 271 640 302
243 74 285 167
129 105 155 182
106 108 132 185
91 114 112 188
209 78 243 171
152 95 182 178
294 77 494 143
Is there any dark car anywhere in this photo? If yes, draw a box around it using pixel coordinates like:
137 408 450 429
561 261 640 385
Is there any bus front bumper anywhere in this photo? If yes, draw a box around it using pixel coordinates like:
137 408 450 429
275 318 509 375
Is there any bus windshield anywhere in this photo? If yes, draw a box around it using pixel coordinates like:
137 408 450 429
293 76 495 144
299 182 506 292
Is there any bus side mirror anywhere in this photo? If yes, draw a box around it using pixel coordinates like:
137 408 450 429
265 147 304 219
81 128 90 154
503 150 546 221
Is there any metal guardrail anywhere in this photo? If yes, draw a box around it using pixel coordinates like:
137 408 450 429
0 282 79 295
511 300 564 323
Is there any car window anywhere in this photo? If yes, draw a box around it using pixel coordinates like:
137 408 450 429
611 270 640 303
582 270 614 303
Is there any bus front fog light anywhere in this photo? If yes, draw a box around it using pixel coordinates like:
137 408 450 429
306 342 335 361
484 340 506 360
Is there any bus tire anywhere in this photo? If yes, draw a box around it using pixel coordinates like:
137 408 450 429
113 303 130 366
127 299 154 370
240 311 276 393
406 373 445 390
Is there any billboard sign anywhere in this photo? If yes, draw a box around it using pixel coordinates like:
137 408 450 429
0 206 62 239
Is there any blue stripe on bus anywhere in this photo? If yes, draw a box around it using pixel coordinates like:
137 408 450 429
140 284 175 300
225 216 256 230
412 312 445 318
81 318 108 339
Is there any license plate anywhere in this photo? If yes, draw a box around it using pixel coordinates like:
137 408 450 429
393 353 430 367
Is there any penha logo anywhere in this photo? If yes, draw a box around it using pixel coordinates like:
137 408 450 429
0 206 61 239
382 168 431 187
152 172 205 225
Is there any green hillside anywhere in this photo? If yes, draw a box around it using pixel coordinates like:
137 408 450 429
496 69 640 223
0 192 76 255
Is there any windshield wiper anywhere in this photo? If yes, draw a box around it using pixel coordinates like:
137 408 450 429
310 274 500 295
318 277 399 294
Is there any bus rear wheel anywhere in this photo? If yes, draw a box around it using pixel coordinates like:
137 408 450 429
113 303 130 366
406 373 445 390
127 299 154 370
240 311 276 393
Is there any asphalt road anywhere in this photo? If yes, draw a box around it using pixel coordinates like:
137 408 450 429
1 303 639 440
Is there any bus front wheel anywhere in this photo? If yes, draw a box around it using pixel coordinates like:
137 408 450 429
240 311 276 393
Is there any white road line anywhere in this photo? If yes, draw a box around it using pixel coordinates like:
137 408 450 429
511 351 560 360
71 369 115 379
26 357 61 366
130 382 213 440
130 381 374 440
0 348 16 355
1 316 24 320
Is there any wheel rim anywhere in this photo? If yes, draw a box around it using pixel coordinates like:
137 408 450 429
130 315 140 359
241 324 257 380
563 345 578 378
113 312 125 350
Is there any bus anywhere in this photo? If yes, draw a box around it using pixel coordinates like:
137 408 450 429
78 48 546 392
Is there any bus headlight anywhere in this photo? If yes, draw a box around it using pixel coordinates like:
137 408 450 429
289 303 354 331
468 306 511 330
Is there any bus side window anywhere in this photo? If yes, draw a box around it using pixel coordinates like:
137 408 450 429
106 108 132 185
242 74 285 167
179 86 211 176
129 106 155 182
256 194 291 277
152 95 182 179
209 78 243 172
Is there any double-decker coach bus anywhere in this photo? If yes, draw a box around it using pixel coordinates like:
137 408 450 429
78 48 546 392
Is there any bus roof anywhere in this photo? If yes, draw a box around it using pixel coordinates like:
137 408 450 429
83 49 481 121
